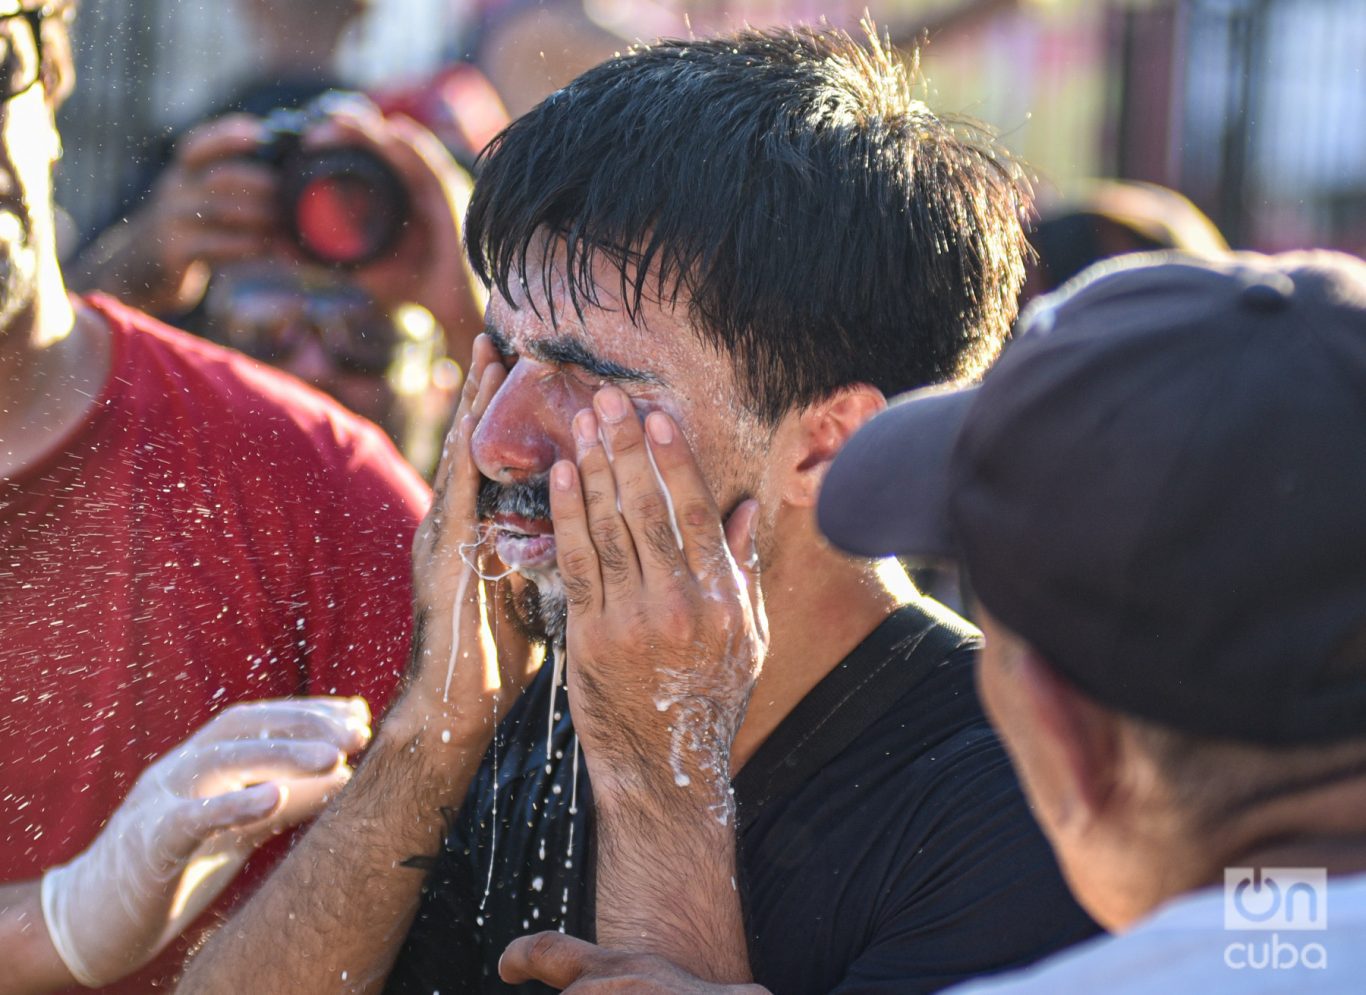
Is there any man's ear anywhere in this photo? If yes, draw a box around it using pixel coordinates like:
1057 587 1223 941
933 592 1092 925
40 14 76 111
781 384 885 508
1015 649 1124 829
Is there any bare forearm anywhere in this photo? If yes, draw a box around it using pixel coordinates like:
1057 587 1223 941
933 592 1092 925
179 719 483 995
0 880 75 995
594 791 752 985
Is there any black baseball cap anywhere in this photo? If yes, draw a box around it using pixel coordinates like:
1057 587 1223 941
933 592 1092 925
818 251 1366 745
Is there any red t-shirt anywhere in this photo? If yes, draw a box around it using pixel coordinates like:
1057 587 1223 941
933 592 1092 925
0 296 430 992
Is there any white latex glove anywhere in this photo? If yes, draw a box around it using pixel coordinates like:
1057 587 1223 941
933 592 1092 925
40 696 371 987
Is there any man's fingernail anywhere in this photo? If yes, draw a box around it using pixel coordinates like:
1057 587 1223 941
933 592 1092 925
574 410 599 448
552 461 574 492
596 388 627 422
646 411 674 445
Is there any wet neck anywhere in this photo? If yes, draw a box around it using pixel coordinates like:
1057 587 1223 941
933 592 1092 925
730 544 912 773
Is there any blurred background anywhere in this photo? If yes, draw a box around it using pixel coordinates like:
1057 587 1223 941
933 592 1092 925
56 0 1366 256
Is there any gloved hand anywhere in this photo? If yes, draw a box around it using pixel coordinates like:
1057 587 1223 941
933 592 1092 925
40 696 371 987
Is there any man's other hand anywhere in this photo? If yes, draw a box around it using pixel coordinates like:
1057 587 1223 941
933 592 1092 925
397 333 536 762
500 932 771 994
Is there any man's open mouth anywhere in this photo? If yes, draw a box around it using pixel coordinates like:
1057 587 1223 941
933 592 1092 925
492 514 557 571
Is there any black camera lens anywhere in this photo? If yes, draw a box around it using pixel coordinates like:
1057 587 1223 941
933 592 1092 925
278 147 408 268
250 93 411 269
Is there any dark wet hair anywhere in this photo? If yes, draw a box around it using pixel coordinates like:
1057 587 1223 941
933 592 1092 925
465 26 1030 424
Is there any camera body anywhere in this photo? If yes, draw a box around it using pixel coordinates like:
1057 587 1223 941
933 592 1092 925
253 92 409 268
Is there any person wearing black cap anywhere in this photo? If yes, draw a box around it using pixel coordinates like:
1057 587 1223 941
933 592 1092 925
817 250 1366 992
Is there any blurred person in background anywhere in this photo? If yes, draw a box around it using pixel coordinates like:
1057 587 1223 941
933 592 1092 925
1022 180 1229 305
66 0 368 273
0 2 432 991
74 0 369 203
67 93 483 463
67 91 486 357
203 264 460 475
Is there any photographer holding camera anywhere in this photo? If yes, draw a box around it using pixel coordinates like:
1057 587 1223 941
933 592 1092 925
69 93 484 379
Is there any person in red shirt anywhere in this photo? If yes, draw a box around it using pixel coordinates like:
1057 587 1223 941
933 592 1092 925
0 3 430 991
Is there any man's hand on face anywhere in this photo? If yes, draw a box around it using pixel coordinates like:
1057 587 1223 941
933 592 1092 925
499 932 771 994
548 385 768 818
399 333 538 761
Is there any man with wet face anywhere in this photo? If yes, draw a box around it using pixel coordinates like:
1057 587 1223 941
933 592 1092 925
184 27 1097 994
0 3 428 991
470 260 773 651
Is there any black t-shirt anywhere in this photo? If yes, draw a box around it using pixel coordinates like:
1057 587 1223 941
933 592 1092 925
385 600 1097 994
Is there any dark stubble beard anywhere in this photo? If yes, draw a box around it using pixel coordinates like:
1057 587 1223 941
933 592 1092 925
476 475 568 649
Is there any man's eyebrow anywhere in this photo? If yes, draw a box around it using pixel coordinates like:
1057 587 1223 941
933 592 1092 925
532 336 663 386
484 321 663 387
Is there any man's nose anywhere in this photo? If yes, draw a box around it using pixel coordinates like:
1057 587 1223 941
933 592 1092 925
471 361 572 485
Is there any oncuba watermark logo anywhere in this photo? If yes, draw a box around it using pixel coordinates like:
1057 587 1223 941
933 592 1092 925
1223 868 1327 971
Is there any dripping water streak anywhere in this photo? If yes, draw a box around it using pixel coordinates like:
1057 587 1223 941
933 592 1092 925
443 563 475 703
545 643 564 773
566 734 581 860
645 440 684 550
480 696 500 910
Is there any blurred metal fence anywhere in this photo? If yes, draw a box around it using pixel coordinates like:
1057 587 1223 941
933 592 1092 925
1160 0 1365 252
